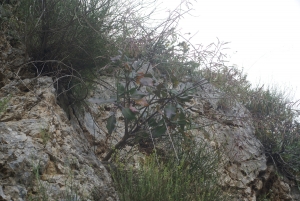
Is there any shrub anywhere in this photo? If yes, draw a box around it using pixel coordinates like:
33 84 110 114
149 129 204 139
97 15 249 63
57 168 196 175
201 64 300 183
101 50 208 160
18 0 115 71
16 0 122 103
99 0 218 161
245 87 300 181
112 139 227 201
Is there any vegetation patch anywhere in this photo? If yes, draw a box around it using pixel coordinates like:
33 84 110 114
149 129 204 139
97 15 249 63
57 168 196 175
111 140 227 201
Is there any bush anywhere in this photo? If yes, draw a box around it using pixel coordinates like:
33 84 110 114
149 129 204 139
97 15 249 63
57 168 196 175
18 0 115 70
201 65 300 183
112 140 227 201
245 87 300 181
98 0 221 161
15 0 122 103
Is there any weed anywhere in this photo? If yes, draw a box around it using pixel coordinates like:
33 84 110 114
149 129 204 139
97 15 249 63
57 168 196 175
27 162 49 201
40 128 51 147
27 159 83 201
0 96 10 116
111 140 228 201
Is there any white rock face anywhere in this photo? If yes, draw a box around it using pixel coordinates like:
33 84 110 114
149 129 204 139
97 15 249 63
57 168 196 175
0 30 119 200
80 74 269 200
1 19 298 200
188 82 267 200
0 76 119 201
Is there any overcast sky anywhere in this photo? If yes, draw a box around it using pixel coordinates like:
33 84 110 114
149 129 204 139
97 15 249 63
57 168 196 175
155 0 300 103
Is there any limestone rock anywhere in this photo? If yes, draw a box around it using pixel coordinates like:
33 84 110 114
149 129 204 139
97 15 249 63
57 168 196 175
1 5 299 200
78 71 298 201
0 32 119 200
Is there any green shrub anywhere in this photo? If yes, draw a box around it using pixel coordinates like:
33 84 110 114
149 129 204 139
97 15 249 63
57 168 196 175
111 140 227 201
16 0 121 103
201 65 300 183
257 193 271 201
18 0 115 70
245 88 300 181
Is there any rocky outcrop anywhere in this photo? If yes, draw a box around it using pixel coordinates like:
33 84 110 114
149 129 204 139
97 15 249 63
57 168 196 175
0 76 119 201
0 22 119 200
77 76 266 200
0 3 299 200
76 71 300 201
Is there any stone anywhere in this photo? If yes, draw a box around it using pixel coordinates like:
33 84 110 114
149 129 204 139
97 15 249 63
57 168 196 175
0 32 119 200
1 8 299 200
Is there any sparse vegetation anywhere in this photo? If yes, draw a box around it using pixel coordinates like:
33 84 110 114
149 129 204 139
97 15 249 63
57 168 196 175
202 64 300 187
16 0 122 104
2 0 299 200
245 87 300 182
40 127 51 147
111 139 227 201
27 160 83 201
27 162 49 201
0 96 9 115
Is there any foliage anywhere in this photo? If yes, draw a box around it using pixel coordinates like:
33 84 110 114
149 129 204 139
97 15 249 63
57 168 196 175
200 64 252 108
28 162 49 201
0 1 22 45
18 0 114 69
15 0 122 103
0 96 10 116
102 42 214 159
101 0 214 161
102 55 207 160
257 193 271 201
245 87 300 181
112 140 227 201
13 0 300 197
201 64 300 183
40 127 51 147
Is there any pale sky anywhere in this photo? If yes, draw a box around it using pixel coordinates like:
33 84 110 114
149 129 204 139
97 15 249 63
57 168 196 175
155 0 300 103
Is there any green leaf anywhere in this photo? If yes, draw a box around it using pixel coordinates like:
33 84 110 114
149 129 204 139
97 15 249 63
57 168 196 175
134 131 149 141
106 115 116 135
170 89 178 95
164 104 176 118
131 90 148 99
153 83 166 98
178 112 187 130
176 103 184 111
151 125 166 138
129 87 148 99
128 87 137 95
148 118 158 127
171 75 179 88
117 83 125 96
122 108 136 120
178 95 193 102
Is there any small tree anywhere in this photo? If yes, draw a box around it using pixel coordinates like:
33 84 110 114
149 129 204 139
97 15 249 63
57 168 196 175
99 0 213 161
102 56 208 161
